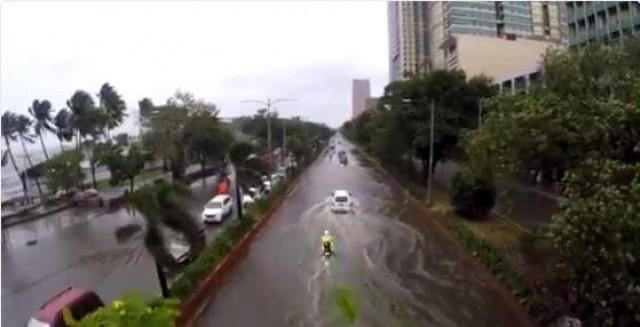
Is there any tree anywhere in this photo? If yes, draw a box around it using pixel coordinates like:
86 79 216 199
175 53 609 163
126 179 205 271
28 99 54 161
183 111 232 180
101 143 148 192
548 160 640 326
84 140 118 189
98 83 127 139
54 108 74 152
143 105 190 180
229 141 266 188
15 114 44 198
2 111 28 199
46 151 84 193
67 90 104 153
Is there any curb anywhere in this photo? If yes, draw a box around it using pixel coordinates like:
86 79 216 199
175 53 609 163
350 144 537 327
175 151 322 327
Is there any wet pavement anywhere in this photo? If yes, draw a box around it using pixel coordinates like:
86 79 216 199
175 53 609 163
195 137 533 327
1 174 231 327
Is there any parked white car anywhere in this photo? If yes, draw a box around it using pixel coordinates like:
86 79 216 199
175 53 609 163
330 190 354 213
271 173 285 185
201 194 233 223
263 180 272 193
248 187 265 200
242 194 255 207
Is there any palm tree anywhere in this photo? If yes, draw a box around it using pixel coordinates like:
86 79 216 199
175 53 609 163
99 83 127 139
15 114 43 198
67 90 97 153
126 179 205 296
28 99 54 161
54 108 74 152
2 111 28 199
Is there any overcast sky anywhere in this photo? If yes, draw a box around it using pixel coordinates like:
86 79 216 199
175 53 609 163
1 1 388 148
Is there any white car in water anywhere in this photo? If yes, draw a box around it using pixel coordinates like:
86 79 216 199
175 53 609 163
330 190 354 213
201 194 233 223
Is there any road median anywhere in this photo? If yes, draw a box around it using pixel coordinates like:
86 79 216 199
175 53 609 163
174 152 323 327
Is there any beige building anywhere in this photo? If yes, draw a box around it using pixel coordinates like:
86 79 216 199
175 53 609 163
389 2 567 81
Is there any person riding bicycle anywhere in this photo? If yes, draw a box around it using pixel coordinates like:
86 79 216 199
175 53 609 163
321 230 335 256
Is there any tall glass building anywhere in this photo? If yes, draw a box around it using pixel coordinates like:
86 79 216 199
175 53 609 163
566 1 640 47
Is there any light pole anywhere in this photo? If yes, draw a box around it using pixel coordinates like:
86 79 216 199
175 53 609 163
402 98 435 205
242 98 296 173
478 98 485 127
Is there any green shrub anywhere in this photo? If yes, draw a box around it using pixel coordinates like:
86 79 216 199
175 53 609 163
548 160 640 326
450 169 496 219
65 294 178 327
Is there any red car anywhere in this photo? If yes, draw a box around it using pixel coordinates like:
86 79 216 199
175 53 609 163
27 287 104 327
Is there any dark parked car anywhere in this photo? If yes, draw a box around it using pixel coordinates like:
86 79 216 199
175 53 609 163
27 287 104 327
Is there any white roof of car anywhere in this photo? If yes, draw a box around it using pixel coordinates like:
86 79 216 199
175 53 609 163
333 190 350 197
210 194 230 202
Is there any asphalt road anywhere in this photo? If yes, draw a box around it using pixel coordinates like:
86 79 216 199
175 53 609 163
1 174 233 327
195 136 532 327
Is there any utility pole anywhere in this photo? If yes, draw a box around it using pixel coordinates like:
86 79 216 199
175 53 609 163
266 98 272 173
282 119 286 168
426 100 435 206
478 98 483 127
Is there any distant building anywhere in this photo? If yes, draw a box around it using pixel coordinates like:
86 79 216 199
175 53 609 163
566 1 640 47
388 2 430 81
352 79 371 119
388 1 567 82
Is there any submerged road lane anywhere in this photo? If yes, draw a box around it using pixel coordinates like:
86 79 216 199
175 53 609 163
195 137 533 327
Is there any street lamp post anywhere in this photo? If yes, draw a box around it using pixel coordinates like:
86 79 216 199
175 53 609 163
242 98 297 173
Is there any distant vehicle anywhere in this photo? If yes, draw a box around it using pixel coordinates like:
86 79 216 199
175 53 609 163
169 240 191 264
242 194 255 207
271 173 285 185
338 151 348 165
330 190 353 213
201 194 233 223
247 187 265 200
27 287 104 327
263 180 272 193
215 176 231 196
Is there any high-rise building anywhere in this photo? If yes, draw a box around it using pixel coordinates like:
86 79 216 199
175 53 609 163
352 79 371 119
566 1 640 47
388 2 567 82
388 2 430 81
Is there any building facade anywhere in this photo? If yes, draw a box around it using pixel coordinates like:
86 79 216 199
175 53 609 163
388 2 430 81
566 1 640 47
352 79 371 119
388 1 567 82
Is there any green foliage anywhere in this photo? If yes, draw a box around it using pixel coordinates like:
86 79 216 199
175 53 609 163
465 38 640 181
100 143 148 190
344 69 493 181
548 160 640 326
183 111 232 167
450 168 496 219
331 286 359 325
64 294 179 327
448 220 535 307
46 151 84 192
99 83 127 132
127 179 203 270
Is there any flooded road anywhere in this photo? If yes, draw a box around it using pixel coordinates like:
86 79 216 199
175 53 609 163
195 137 532 327
1 175 229 327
